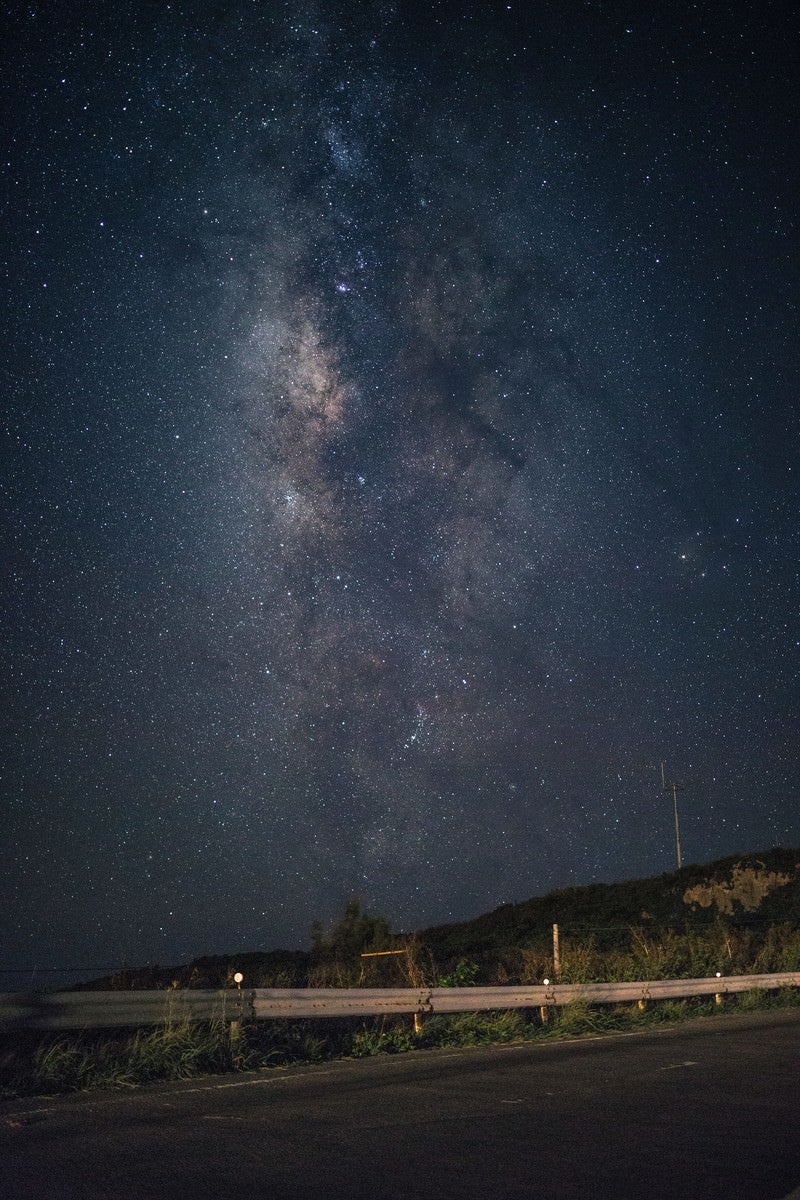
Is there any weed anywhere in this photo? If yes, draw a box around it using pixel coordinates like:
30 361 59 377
436 959 480 988
27 1018 240 1093
737 988 766 1011
548 1000 618 1036
351 1026 416 1056
420 1009 528 1047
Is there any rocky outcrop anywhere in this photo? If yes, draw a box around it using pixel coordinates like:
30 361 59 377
683 863 796 914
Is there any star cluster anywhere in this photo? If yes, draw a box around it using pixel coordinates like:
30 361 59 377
2 0 798 979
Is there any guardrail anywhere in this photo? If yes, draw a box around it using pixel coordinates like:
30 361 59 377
1 972 798 1030
254 973 800 1018
0 989 250 1030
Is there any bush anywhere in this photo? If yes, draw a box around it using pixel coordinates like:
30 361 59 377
436 959 480 988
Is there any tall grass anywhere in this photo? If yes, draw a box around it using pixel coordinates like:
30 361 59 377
28 1018 240 1093
456 921 800 987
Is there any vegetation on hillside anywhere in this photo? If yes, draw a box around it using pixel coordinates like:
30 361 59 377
71 847 799 991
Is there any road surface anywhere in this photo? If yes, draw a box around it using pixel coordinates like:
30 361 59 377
2 1008 799 1199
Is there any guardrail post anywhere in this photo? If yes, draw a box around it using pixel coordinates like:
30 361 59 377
229 972 245 1048
413 1011 423 1035
540 977 554 1024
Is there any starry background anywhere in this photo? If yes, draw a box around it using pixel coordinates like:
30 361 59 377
2 0 798 983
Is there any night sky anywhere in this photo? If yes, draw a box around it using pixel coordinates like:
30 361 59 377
3 0 798 983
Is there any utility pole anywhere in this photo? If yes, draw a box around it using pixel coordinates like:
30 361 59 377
660 761 683 869
552 923 561 981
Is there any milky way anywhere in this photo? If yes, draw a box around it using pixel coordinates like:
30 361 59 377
3 1 798 980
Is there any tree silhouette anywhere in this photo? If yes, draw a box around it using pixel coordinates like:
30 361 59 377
312 897 392 961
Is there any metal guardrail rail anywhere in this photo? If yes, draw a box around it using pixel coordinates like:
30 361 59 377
1 973 798 1029
252 973 800 1018
0 988 250 1030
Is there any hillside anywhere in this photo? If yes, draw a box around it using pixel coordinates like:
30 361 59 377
418 848 800 960
75 847 800 990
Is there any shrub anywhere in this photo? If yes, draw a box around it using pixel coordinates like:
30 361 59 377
436 959 480 988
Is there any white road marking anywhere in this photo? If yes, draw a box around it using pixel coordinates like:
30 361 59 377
179 1070 336 1094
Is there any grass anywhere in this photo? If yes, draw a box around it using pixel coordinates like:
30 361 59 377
427 921 800 988
3 986 798 1097
26 1018 241 1093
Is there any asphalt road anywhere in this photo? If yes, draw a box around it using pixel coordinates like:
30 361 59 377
2 1009 799 1199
